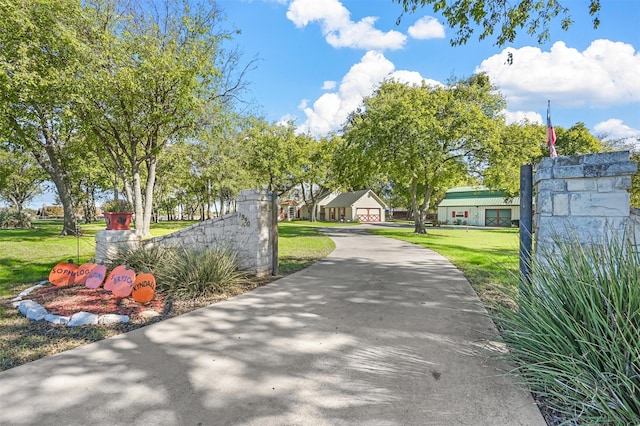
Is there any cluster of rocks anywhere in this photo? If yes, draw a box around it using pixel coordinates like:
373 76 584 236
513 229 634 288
11 281 160 326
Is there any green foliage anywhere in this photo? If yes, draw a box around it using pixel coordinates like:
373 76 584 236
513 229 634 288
244 119 311 195
483 121 605 197
110 244 243 299
101 199 132 213
340 74 504 233
159 246 244 298
393 0 601 46
0 210 32 229
0 0 88 235
498 234 640 424
555 122 606 156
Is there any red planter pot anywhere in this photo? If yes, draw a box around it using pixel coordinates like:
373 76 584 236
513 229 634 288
104 212 133 230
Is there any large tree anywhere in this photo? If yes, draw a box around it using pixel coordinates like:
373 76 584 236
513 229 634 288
483 121 606 196
81 0 248 236
245 119 311 196
340 74 504 233
0 145 46 214
0 0 89 235
393 0 602 46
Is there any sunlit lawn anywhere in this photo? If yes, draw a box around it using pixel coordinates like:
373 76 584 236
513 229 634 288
0 219 337 296
370 226 520 309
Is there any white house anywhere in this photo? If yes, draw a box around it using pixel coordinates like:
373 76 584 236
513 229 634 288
437 186 519 227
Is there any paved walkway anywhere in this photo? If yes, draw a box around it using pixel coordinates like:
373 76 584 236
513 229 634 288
0 226 545 425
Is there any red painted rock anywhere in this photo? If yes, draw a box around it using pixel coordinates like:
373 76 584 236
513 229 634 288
74 263 97 286
49 262 79 287
85 264 107 289
132 272 156 303
107 265 136 298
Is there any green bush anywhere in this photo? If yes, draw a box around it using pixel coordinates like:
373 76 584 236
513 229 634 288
499 234 640 424
158 246 243 298
0 210 32 229
109 244 243 299
102 199 132 213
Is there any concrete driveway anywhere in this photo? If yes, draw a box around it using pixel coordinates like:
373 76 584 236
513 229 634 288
0 225 544 425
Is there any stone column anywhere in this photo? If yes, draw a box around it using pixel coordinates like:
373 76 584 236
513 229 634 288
233 189 275 276
95 230 141 264
534 151 637 256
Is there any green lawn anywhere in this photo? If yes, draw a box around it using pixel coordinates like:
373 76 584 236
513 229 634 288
277 222 336 274
369 226 520 309
0 219 336 296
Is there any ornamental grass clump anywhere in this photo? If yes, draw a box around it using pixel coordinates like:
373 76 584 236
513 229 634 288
157 246 243 298
110 244 243 299
498 234 640 424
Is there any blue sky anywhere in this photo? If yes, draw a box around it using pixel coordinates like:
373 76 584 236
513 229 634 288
219 0 640 142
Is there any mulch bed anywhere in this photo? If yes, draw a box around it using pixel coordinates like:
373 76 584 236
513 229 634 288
25 284 166 318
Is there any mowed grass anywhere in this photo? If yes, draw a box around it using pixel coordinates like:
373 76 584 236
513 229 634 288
0 219 336 296
278 222 336 274
0 219 336 370
370 226 520 309
0 219 199 296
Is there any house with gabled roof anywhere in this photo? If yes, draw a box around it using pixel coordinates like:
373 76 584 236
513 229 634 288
322 189 387 223
437 186 519 227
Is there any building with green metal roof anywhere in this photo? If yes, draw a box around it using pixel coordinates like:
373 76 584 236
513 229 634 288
437 186 519 227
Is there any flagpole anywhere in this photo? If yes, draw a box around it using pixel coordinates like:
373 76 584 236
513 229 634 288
547 100 558 158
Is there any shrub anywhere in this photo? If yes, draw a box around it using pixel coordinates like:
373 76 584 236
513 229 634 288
498 234 640 424
109 244 243 299
108 244 175 274
0 210 32 229
158 246 243 298
102 199 132 213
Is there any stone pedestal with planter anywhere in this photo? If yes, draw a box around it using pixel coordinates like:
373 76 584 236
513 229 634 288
95 230 140 264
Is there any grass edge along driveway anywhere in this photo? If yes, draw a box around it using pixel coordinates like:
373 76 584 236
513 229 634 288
0 221 336 371
369 226 520 311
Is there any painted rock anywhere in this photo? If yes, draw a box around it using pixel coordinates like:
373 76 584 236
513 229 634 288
132 272 156 303
85 264 107 289
49 262 79 286
74 263 97 286
107 265 136 298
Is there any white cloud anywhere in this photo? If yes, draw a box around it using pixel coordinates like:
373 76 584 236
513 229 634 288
297 51 441 136
408 16 445 40
322 80 337 90
476 40 640 109
502 110 543 125
286 0 406 50
593 119 640 141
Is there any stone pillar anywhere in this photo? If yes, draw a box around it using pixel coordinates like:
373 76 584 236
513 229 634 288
533 151 637 256
95 230 141 264
233 189 275 276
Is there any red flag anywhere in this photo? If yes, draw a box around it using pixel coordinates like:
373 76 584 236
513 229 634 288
547 100 557 158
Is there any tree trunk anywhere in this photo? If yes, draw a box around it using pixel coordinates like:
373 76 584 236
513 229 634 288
410 180 425 234
139 158 156 237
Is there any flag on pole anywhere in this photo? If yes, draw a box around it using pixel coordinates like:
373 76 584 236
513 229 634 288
547 100 558 158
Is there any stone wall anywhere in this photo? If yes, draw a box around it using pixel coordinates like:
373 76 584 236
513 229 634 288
533 151 638 255
95 189 276 276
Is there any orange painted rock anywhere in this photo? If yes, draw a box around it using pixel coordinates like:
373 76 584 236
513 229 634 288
85 264 107 289
49 262 79 287
107 265 136 298
74 263 97 286
132 272 156 303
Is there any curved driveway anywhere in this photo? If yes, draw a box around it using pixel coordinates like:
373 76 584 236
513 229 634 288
0 225 544 425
